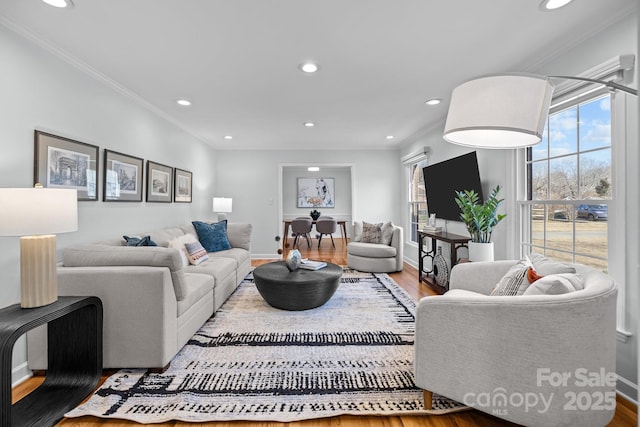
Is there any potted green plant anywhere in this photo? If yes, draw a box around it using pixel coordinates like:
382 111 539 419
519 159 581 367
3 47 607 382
454 185 506 262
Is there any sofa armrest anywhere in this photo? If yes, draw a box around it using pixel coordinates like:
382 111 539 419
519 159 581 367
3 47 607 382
448 260 516 294
226 222 252 251
28 266 178 369
62 244 187 300
391 226 403 271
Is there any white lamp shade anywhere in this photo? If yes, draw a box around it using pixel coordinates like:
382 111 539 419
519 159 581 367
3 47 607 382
212 197 233 213
444 74 555 149
0 188 78 236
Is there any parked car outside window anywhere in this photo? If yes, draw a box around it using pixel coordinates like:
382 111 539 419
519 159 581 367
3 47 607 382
576 204 608 221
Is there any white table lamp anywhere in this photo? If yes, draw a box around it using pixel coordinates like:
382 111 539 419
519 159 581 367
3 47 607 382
0 187 78 308
213 197 232 221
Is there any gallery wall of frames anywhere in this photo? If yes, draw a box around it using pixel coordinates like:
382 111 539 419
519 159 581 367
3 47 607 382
34 130 193 203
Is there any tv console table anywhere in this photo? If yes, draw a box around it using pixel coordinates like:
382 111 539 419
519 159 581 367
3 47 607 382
0 296 102 427
418 230 469 293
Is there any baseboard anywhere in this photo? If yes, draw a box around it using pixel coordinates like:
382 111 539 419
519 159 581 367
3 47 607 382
12 362 32 388
403 257 418 270
616 374 638 405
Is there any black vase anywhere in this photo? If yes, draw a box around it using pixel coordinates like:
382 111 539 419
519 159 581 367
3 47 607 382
310 210 321 220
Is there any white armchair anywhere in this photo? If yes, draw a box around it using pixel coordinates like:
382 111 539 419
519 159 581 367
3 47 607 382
414 260 617 427
347 221 403 272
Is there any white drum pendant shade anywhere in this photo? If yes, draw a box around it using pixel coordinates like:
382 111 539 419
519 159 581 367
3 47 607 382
444 74 555 149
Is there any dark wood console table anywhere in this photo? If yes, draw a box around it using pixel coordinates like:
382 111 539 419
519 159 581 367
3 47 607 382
1 296 102 427
418 230 470 293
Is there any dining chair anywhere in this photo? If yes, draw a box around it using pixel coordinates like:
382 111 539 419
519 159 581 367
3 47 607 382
316 218 337 248
291 218 313 249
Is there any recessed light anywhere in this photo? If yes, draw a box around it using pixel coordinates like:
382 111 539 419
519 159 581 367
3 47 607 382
299 63 319 73
425 98 441 106
176 99 191 106
304 122 315 127
308 167 320 172
386 135 395 140
224 135 233 140
42 0 74 8
539 0 573 11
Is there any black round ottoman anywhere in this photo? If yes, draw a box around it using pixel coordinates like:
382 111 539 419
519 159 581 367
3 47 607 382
253 261 342 310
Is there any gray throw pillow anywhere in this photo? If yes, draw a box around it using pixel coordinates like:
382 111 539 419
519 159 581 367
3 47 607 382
361 221 383 244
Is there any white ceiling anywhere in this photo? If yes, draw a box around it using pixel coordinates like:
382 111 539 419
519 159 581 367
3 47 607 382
0 0 636 150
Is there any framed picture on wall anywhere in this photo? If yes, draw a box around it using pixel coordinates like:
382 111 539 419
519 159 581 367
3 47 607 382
34 130 99 201
297 177 335 208
173 168 192 203
146 160 173 202
103 150 143 202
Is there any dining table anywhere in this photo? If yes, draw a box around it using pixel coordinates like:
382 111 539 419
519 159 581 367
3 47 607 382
282 219 348 249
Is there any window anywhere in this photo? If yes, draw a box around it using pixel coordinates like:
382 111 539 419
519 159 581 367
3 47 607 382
408 160 428 244
522 92 611 272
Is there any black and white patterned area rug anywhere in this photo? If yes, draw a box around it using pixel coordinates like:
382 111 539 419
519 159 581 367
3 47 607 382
66 268 466 423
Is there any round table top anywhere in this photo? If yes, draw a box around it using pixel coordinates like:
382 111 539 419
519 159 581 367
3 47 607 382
253 261 342 283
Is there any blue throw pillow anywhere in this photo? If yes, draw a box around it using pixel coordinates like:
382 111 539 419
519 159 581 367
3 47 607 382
123 235 157 246
192 220 231 252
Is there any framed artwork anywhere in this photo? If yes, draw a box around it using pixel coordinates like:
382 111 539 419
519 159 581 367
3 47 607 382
146 161 173 203
297 177 335 208
174 168 192 203
34 130 99 201
103 150 144 202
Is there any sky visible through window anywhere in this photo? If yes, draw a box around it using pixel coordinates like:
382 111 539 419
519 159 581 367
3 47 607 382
526 93 610 271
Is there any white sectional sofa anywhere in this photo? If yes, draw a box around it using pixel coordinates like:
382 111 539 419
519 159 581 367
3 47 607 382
27 221 252 371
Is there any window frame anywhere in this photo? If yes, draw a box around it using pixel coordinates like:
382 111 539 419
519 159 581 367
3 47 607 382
511 61 630 340
405 156 428 246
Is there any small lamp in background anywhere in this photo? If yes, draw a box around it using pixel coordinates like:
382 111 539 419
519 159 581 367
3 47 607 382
212 197 232 222
0 186 78 308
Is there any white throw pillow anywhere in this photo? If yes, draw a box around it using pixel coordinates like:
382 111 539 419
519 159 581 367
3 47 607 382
381 221 394 245
523 273 585 295
529 253 576 276
168 234 198 267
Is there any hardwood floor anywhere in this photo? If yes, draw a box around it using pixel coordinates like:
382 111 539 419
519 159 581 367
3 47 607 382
13 238 636 426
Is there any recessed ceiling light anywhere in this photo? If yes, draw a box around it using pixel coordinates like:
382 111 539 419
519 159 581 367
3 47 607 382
176 99 191 106
425 98 441 106
224 135 233 140
299 63 319 73
304 122 315 127
42 0 74 8
308 167 320 172
539 0 573 11
386 135 395 140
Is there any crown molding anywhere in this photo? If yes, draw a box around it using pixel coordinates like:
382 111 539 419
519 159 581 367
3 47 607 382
0 15 209 146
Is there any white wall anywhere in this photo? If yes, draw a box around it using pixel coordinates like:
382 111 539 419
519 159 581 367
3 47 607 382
282 166 352 219
215 150 401 258
400 130 508 268
0 24 217 384
400 13 638 401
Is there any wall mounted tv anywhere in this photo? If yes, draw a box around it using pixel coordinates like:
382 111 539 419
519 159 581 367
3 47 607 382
422 151 483 222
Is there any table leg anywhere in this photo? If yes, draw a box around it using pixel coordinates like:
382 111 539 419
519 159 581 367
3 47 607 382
339 222 347 245
283 222 290 255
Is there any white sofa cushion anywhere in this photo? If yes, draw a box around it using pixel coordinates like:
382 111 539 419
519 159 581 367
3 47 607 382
347 242 396 258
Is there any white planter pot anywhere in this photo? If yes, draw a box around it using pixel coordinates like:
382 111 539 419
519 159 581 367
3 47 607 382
468 241 494 262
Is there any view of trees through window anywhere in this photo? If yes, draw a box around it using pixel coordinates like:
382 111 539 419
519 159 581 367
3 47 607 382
525 93 611 272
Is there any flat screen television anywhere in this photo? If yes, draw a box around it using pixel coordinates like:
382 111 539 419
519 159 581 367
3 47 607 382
422 151 483 222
